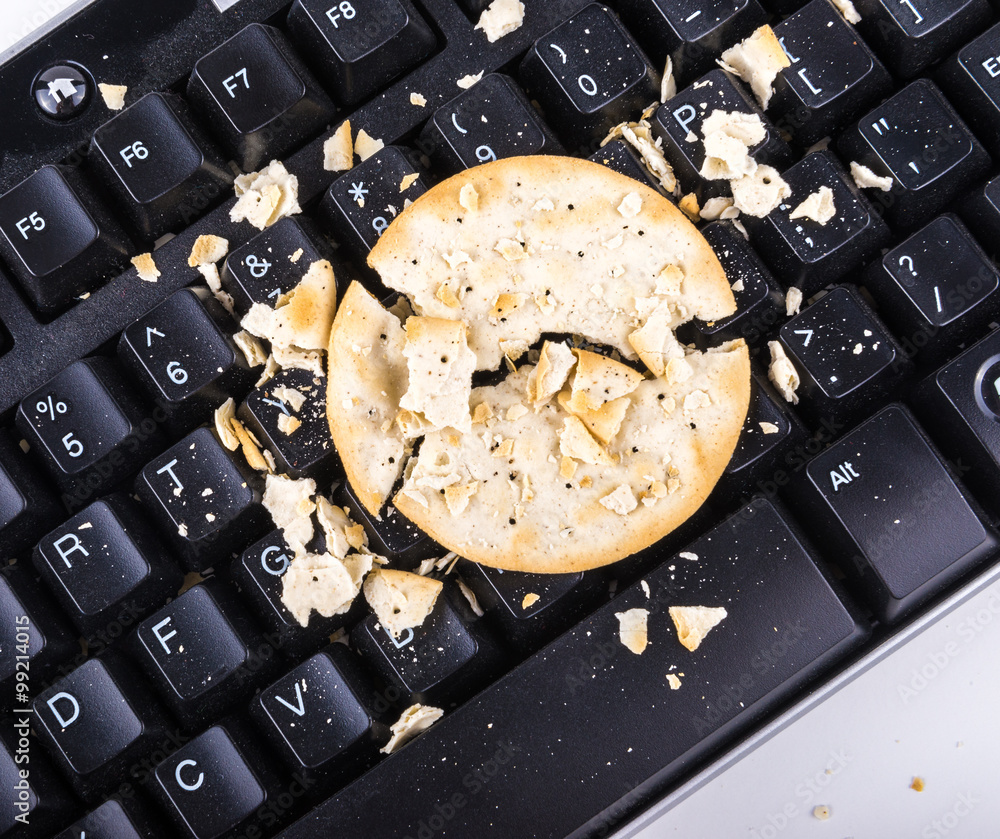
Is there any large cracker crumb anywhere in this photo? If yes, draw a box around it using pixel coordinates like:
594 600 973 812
474 0 525 42
457 71 484 89
600 484 639 516
700 196 739 221
768 340 800 404
789 185 835 225
355 129 384 162
364 568 443 638
131 252 160 282
459 183 479 212
618 192 642 218
730 165 791 217
616 608 649 654
410 92 427 107
699 110 766 181
399 316 476 434
785 287 803 317
231 160 301 230
831 0 861 23
231 417 270 471
719 25 790 110
661 56 677 103
262 473 316 557
281 552 366 626
98 83 127 110
457 579 484 616
214 398 239 451
323 121 354 172
233 330 267 367
669 605 728 651
850 160 893 192
381 704 444 754
679 193 700 221
188 234 229 267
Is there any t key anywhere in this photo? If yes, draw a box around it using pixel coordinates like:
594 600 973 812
187 23 336 171
785 404 998 623
0 165 132 311
16 357 165 500
134 427 268 571
287 0 436 106
118 287 257 435
519 3 660 144
770 0 892 147
419 73 563 175
837 79 990 231
90 92 233 241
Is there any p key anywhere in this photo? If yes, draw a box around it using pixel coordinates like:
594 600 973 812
187 23 336 171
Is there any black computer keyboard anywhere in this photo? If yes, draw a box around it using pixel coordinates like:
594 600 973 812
3 0 1000 836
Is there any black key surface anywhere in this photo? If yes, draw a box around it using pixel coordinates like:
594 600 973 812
770 0 893 147
0 724 77 836
53 798 164 839
238 368 339 481
32 493 183 637
232 529 360 658
89 92 233 240
277 497 868 839
0 432 63 559
221 217 333 314
32 652 172 801
938 21 1000 159
863 213 999 365
419 73 563 174
287 0 436 106
15 357 164 502
129 581 278 726
134 427 267 571
351 583 504 707
187 23 336 171
250 645 390 785
837 79 991 231
0 165 131 312
519 3 660 145
617 0 767 86
742 150 889 293
118 287 256 435
777 286 908 427
320 145 428 261
690 219 785 346
151 719 287 839
653 68 792 201
852 0 992 78
958 172 1000 245
784 404 998 623
333 481 434 567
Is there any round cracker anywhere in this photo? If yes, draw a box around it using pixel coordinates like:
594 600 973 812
328 155 750 573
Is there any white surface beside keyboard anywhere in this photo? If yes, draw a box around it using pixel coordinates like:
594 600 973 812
631 575 1000 838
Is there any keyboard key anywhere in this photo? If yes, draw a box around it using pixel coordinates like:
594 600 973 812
958 172 1000 245
777 286 909 427
457 560 604 654
852 0 991 78
863 214 999 364
0 165 132 312
250 645 390 785
32 652 172 801
287 0 436 106
652 68 792 201
134 427 268 571
912 327 1000 515
785 404 998 623
53 797 165 839
0 432 63 559
770 0 893 147
0 725 77 836
129 581 279 726
690 219 785 346
117 287 257 435
742 150 889 293
89 92 233 240
32 493 183 637
187 23 336 171
351 583 505 707
519 3 660 145
617 0 768 86
320 145 428 261
238 368 340 481
16 357 165 501
221 217 333 314
333 481 435 567
837 79 990 231
588 139 668 192
232 530 361 658
151 719 287 839
419 73 563 174
274 497 869 839
938 21 1000 159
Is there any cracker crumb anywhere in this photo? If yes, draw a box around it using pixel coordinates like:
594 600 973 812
281 551 367 625
233 330 267 368
759 421 779 435
700 196 737 221
522 593 540 610
474 0 525 42
355 129 384 161
323 121 353 172
850 160 893 192
400 172 420 192
616 608 649 654
131 252 160 282
666 673 682 690
277 413 302 435
458 71 484 89
600 484 639 516
98 83 127 110
669 605 728 651
617 192 642 218
444 481 479 515
459 183 479 212
457 579 484 616
495 238 528 261
381 704 444 754
910 776 925 792
505 403 528 421
231 160 301 229
768 340 800 404
831 0 861 23
232 417 271 472
214 398 240 451
785 287 803 316
289 248 303 263
812 805 831 821
410 92 428 107
730 164 791 217
678 192 700 221
853 343 863 354
789 185 836 225
684 390 711 412
364 568 443 638
719 25 790 110
263 473 316 556
661 56 677 103
679 551 698 561
188 234 229 267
